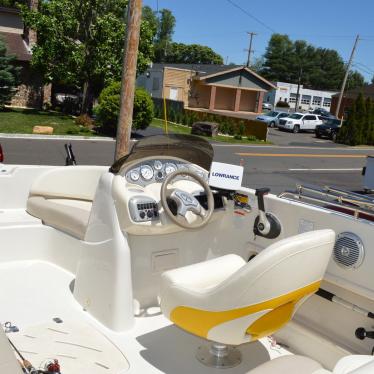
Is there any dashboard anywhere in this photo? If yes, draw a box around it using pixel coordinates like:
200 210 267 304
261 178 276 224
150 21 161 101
124 158 209 187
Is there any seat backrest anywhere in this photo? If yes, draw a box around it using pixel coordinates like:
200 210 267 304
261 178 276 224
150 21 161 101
29 166 108 201
210 229 335 340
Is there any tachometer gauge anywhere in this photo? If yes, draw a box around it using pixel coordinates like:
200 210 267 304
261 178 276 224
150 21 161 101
140 165 154 180
129 169 140 181
154 160 163 170
165 163 177 175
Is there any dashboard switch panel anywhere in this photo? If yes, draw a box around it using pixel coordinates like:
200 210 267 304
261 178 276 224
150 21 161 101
129 196 159 222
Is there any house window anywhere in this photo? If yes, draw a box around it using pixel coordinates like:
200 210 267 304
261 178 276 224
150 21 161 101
312 96 322 106
289 93 297 103
323 98 331 107
301 95 311 105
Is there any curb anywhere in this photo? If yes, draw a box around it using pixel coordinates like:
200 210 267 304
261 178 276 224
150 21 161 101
0 133 115 141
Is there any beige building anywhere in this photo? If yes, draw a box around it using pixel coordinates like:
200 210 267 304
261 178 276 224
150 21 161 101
137 63 276 114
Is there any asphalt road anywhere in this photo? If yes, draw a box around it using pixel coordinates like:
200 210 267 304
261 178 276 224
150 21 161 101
1 134 373 195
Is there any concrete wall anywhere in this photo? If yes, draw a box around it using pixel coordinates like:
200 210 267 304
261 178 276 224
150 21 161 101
239 90 257 112
214 86 236 111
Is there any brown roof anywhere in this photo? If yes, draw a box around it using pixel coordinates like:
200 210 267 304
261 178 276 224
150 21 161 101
332 83 374 100
0 31 31 62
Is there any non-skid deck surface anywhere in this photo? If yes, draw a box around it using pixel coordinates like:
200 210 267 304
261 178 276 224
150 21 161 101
10 322 129 373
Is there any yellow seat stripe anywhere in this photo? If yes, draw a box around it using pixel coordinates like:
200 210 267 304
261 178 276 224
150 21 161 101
170 281 320 339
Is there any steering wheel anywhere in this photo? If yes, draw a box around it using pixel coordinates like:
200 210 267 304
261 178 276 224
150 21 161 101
160 169 214 229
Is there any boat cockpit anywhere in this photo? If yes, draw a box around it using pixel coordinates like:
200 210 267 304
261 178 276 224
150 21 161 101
0 134 373 373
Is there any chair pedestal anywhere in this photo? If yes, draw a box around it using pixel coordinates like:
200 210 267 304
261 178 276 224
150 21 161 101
196 342 242 369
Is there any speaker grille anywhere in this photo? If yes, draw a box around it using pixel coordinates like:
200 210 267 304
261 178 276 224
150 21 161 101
333 232 364 269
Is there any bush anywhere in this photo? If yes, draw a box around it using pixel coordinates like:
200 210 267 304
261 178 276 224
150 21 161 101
247 135 258 141
276 100 290 108
66 126 80 135
233 134 242 140
95 82 154 133
75 114 94 128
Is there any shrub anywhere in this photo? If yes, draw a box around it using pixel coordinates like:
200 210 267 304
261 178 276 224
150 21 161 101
95 82 154 132
247 135 258 141
233 134 242 140
75 114 94 128
276 100 290 108
66 126 80 135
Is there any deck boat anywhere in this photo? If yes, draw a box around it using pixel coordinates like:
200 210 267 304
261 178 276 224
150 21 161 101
0 134 373 373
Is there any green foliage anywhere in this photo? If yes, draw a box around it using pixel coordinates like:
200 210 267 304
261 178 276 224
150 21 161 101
0 40 20 108
165 43 223 65
95 82 153 132
276 100 290 108
260 34 365 90
0 0 27 7
154 9 175 62
337 93 374 146
21 0 155 113
66 126 80 135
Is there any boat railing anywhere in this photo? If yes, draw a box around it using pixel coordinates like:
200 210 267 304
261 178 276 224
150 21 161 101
278 184 374 220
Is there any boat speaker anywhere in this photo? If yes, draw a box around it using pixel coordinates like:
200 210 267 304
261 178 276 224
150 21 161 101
333 232 364 269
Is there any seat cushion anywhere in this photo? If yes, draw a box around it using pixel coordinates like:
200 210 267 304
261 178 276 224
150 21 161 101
249 355 329 374
27 196 92 240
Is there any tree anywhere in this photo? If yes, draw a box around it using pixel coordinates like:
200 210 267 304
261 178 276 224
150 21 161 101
154 9 175 62
165 43 223 64
95 81 153 133
21 0 155 113
260 34 365 90
347 71 365 91
0 40 20 108
142 6 158 36
0 0 27 7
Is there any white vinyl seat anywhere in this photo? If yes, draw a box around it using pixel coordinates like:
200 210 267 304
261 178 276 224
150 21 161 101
249 354 374 374
160 229 336 347
26 166 106 240
27 196 92 240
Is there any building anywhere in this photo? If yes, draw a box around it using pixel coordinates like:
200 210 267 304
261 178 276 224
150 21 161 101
330 84 374 119
0 3 50 108
137 63 276 114
264 82 338 112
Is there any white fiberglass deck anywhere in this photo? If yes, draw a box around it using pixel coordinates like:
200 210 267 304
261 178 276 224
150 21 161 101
0 260 290 374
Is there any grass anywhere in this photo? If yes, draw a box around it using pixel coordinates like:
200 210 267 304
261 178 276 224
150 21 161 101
0 108 94 136
151 118 271 144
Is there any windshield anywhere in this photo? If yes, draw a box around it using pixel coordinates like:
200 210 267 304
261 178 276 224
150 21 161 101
110 134 214 173
289 114 303 119
266 111 278 117
325 119 340 127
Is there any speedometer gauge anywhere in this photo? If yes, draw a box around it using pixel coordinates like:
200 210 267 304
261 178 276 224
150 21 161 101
154 160 163 170
129 169 140 181
165 163 177 175
140 165 154 180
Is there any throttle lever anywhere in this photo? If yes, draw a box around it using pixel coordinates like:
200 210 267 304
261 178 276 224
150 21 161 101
254 187 281 239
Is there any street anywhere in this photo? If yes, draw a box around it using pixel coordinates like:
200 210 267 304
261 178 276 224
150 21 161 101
1 133 373 195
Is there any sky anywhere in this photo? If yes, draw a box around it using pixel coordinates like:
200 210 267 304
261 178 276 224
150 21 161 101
143 0 374 81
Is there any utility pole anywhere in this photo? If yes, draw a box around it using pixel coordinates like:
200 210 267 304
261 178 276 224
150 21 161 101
246 32 257 67
335 34 360 118
115 0 143 161
295 66 303 111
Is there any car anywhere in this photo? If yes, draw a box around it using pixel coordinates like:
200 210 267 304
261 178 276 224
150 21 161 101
310 108 336 119
191 121 219 137
278 113 324 133
315 118 342 142
0 143 3 163
256 111 289 128
262 102 272 110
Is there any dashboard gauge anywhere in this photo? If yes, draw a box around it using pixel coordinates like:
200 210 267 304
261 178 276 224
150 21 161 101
165 163 177 175
129 169 140 181
140 165 154 180
154 160 163 170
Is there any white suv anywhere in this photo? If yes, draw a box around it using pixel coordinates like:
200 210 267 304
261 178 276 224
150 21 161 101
278 113 323 133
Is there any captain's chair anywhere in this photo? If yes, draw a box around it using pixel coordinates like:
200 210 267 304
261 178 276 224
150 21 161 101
160 229 335 368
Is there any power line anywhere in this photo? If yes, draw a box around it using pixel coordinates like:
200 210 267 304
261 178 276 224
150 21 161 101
225 0 275 33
